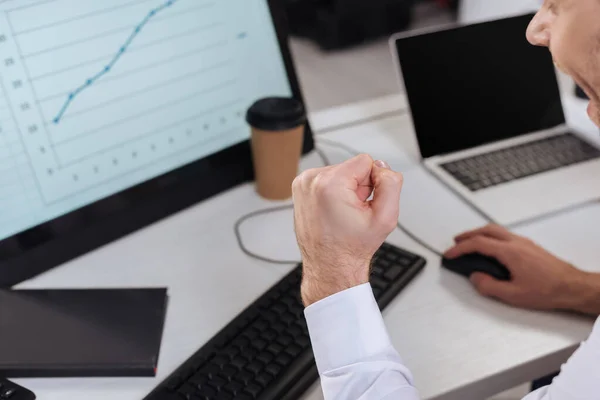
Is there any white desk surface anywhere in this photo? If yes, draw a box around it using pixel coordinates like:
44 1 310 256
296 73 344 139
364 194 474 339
15 92 600 400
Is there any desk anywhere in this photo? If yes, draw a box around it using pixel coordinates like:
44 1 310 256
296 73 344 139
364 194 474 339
15 92 600 400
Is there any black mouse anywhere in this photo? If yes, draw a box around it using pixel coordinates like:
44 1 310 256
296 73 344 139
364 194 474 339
442 253 511 281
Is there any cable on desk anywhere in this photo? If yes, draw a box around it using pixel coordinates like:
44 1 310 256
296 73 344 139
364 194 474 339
233 147 332 265
234 204 300 265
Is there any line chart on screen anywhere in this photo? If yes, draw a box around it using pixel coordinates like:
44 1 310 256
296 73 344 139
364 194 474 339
0 0 255 202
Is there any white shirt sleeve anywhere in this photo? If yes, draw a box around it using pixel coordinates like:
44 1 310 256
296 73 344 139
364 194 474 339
304 283 600 400
524 316 600 400
304 283 420 400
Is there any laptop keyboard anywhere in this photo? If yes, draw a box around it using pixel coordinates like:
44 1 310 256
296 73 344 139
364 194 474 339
440 133 600 192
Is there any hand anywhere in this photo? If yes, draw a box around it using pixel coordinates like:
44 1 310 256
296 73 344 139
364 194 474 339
445 224 599 314
292 154 404 306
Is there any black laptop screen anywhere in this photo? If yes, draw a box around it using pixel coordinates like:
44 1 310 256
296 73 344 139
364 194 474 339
395 13 565 159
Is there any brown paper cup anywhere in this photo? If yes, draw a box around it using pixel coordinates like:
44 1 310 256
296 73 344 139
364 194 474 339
251 125 304 200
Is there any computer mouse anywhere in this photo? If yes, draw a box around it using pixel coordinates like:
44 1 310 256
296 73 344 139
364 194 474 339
442 253 511 281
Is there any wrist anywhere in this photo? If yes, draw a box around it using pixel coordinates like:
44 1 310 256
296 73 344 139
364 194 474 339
301 263 370 306
558 270 600 316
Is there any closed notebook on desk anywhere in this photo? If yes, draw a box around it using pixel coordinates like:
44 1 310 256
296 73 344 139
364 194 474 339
0 288 168 378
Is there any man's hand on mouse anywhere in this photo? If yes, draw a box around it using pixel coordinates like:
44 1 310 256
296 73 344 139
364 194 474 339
292 154 403 307
445 224 600 314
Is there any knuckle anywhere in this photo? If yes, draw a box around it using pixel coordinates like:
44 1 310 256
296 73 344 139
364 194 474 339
312 171 333 195
380 170 402 185
356 153 373 163
292 175 303 192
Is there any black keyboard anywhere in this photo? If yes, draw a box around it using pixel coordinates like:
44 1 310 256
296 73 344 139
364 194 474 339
145 242 426 400
441 133 600 192
0 379 35 400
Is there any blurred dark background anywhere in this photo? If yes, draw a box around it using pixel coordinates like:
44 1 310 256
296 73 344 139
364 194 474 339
285 0 459 50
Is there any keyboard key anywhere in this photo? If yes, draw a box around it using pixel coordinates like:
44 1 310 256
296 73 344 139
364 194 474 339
198 386 217 399
297 335 311 348
252 338 268 351
272 322 286 334
220 366 238 381
213 355 229 367
384 265 405 281
288 324 302 338
370 276 389 290
245 361 264 375
276 335 293 347
257 351 274 364
256 372 274 387
222 346 239 359
223 381 244 395
265 363 282 376
215 393 233 400
275 353 292 366
243 328 260 340
232 337 250 349
241 347 258 360
372 287 382 298
235 370 254 386
207 376 227 389
281 312 296 326
189 371 209 387
2 389 16 399
200 364 220 379
371 265 385 276
262 310 278 322
281 296 297 309
253 319 269 331
267 342 284 355
244 383 262 398
261 329 278 342
231 356 246 370
285 344 302 357
271 304 287 315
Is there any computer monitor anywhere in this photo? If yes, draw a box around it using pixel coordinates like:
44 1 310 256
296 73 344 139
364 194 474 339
0 0 314 287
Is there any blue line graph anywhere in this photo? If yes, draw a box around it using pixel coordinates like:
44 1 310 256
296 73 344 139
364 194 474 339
52 0 178 124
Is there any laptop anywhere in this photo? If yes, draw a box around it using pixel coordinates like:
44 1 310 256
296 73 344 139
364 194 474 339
391 13 600 226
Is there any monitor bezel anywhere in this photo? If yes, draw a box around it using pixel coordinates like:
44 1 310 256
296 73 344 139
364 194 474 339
0 0 314 287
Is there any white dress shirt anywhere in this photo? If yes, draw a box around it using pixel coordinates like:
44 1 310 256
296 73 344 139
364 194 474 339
304 283 600 400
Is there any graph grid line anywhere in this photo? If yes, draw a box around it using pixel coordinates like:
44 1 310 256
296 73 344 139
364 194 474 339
52 0 178 124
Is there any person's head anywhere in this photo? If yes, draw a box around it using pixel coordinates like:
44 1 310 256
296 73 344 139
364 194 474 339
527 0 600 126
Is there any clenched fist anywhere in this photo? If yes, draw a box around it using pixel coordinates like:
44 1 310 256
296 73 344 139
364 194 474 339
292 154 404 306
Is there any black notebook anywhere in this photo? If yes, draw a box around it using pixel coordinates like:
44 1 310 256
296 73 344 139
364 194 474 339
0 288 168 378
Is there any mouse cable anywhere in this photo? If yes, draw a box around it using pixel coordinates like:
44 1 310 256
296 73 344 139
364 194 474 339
233 147 331 265
234 144 443 265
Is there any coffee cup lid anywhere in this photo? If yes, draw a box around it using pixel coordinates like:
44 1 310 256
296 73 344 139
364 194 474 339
246 97 306 131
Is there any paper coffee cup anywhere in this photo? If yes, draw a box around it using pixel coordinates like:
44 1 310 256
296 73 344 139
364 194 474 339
246 97 306 200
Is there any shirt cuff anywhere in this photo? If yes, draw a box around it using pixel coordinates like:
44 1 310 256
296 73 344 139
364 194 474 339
304 283 397 374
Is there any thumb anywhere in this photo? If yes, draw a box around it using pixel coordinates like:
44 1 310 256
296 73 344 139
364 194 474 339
370 160 404 228
470 272 516 302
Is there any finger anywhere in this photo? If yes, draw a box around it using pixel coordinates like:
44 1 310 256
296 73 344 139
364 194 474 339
370 162 403 230
444 236 509 264
454 224 513 243
470 272 518 303
293 166 333 193
335 154 375 201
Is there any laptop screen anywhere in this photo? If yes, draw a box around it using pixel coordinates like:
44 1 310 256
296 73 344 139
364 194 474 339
395 13 565 159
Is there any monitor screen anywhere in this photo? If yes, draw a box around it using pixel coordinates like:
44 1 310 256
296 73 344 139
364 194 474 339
0 0 313 286
395 13 565 159
0 0 294 242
